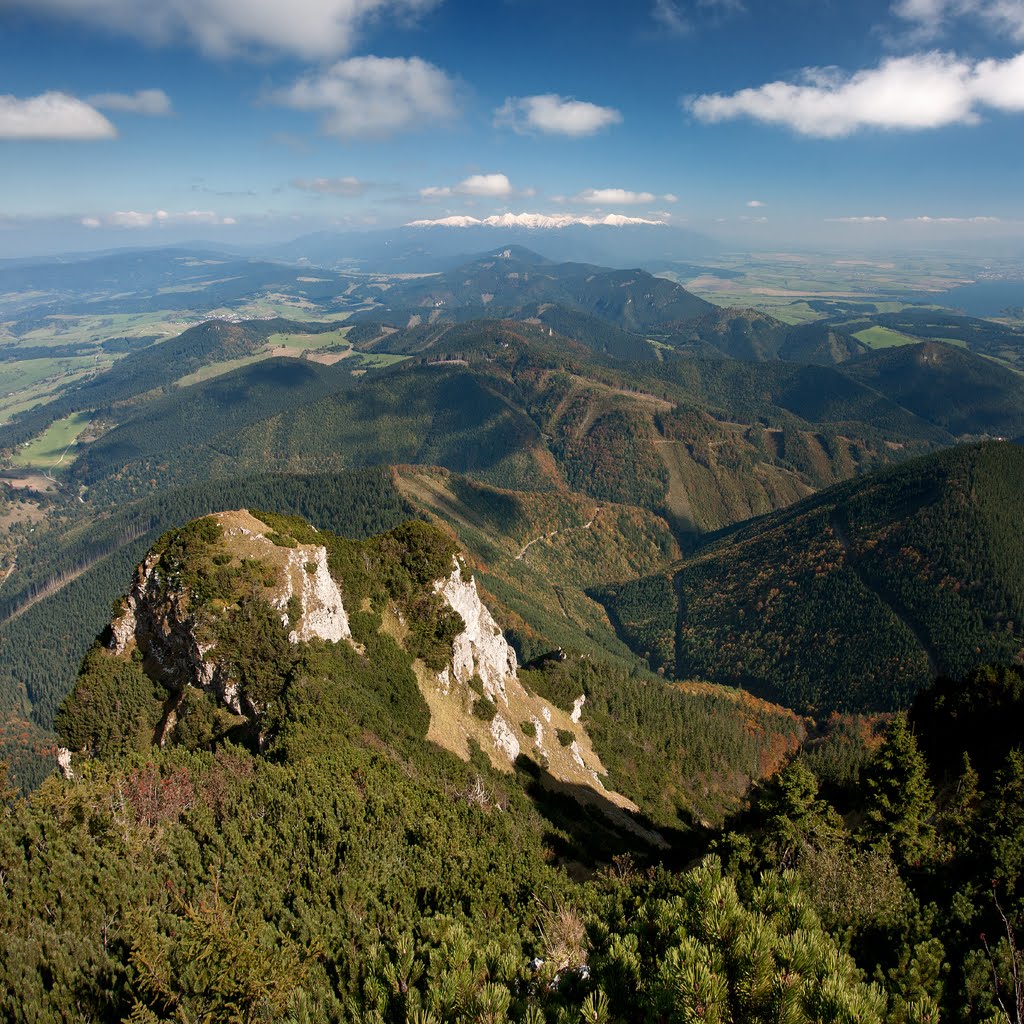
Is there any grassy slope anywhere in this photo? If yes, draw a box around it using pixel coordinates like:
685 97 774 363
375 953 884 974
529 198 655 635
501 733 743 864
393 466 680 665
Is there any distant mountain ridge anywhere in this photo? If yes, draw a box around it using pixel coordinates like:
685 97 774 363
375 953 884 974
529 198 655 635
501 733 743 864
352 247 882 367
267 222 721 271
354 246 716 331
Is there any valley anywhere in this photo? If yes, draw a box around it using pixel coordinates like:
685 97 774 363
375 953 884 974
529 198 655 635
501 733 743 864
2 238 1023 1024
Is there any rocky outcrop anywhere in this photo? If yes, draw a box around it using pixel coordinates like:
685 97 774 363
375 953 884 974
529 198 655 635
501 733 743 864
110 546 227 701
267 542 349 644
108 510 352 722
570 694 586 724
416 558 654 836
434 558 518 702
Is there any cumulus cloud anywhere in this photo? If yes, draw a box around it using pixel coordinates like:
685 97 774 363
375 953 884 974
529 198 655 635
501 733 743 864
274 56 459 139
747 199 765 207
291 176 370 196
82 209 236 228
892 0 1024 42
574 188 660 205
406 212 668 228
494 94 622 137
5 0 440 59
687 49 1024 136
0 92 116 139
825 216 890 222
458 173 513 197
420 173 515 199
86 89 172 115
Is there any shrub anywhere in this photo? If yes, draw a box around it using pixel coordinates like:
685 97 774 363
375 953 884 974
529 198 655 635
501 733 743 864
473 697 497 722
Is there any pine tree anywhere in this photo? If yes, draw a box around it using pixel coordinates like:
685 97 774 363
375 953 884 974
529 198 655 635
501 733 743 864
861 713 936 865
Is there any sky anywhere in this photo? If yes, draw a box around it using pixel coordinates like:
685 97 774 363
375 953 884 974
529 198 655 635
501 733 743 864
2 0 1024 256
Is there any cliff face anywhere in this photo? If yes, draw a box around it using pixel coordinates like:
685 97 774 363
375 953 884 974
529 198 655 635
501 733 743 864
109 510 351 720
435 559 518 702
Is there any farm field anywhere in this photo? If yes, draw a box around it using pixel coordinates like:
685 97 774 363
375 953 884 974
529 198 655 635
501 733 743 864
175 327 354 386
4 311 185 347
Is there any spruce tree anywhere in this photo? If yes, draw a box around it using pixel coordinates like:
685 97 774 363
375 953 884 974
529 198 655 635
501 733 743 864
861 713 936 865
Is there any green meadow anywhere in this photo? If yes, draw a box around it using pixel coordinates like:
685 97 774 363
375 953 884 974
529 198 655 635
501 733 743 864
12 411 93 470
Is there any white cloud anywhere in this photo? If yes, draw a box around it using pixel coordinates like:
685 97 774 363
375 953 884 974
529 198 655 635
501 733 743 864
688 49 1024 136
82 209 236 228
653 0 691 34
574 188 656 205
0 92 116 139
420 173 515 199
906 214 1001 221
892 0 1024 42
406 212 668 228
494 94 622 137
86 89 172 115
6 0 441 59
458 173 513 197
292 176 370 196
747 199 765 207
274 56 459 139
825 216 890 222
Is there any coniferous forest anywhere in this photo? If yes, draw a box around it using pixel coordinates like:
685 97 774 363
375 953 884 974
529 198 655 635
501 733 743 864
1 239 1024 1024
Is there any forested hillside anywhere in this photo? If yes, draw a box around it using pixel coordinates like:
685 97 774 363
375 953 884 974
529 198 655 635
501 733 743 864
598 442 1024 713
843 340 1024 437
0 318 341 450
3 242 1024 1024
4 548 1024 1022
355 247 715 331
0 469 415 787
54 320 1013 529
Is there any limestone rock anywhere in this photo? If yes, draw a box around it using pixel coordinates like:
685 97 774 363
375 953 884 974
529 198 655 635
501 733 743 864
570 694 586 724
434 558 518 702
105 509 352 724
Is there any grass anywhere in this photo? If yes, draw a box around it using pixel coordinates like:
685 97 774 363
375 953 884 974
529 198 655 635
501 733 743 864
352 353 410 368
175 353 270 387
175 326 364 387
265 327 350 351
17 312 185 347
0 357 100 396
0 373 91 425
853 326 920 349
12 411 92 470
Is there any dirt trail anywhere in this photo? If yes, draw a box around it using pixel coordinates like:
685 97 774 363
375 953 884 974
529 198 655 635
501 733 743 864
829 509 940 678
516 508 601 561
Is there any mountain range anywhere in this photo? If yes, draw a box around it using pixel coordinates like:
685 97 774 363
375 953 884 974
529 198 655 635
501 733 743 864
4 239 1024 1022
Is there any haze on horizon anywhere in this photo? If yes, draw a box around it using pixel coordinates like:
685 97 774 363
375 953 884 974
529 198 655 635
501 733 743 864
2 0 1024 258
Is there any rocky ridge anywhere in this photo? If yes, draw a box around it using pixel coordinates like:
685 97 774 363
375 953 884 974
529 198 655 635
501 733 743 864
422 558 649 830
65 510 653 836
109 510 351 725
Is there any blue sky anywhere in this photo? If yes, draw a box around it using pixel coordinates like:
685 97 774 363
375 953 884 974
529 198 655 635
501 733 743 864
2 0 1024 255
